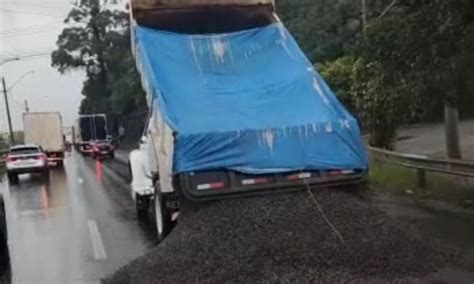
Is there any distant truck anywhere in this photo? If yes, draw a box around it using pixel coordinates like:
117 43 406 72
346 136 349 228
75 114 114 158
23 112 65 166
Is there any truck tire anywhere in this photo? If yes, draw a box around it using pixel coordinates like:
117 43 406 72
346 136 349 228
127 161 133 183
0 195 7 259
57 160 64 167
0 195 7 240
135 195 150 221
110 151 115 159
7 173 18 184
42 169 50 181
153 185 174 242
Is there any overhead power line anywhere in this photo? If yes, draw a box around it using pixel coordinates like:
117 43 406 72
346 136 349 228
0 2 69 10
0 8 65 18
0 27 61 38
0 22 62 35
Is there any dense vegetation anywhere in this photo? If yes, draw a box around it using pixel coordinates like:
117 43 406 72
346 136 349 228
51 0 146 135
279 0 474 152
52 0 473 152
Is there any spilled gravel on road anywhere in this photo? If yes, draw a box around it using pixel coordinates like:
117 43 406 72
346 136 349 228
104 188 457 283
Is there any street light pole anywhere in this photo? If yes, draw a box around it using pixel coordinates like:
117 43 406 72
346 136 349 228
361 0 367 30
0 71 35 145
2 77 15 145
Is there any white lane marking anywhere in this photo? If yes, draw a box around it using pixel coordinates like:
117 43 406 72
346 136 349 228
88 220 107 260
78 177 84 184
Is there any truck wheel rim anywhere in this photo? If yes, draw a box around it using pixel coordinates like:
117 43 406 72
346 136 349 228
155 194 163 235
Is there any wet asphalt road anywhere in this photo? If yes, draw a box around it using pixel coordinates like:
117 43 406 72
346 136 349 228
0 153 156 284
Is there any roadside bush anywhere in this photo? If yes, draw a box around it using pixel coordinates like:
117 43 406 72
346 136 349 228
317 56 357 114
352 60 402 149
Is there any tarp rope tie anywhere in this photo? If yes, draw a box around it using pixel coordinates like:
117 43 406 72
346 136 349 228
302 177 345 245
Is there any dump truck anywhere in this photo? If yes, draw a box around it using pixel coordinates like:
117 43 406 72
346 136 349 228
23 112 65 166
128 0 368 239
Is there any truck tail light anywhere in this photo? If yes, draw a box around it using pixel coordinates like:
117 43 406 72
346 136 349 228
241 177 268 185
37 154 47 161
287 172 311 181
327 170 354 176
197 182 225 191
6 155 16 162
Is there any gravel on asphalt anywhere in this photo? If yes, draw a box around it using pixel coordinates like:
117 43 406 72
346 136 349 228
104 188 457 283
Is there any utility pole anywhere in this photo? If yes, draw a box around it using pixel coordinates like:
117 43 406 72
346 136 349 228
24 99 29 113
361 0 367 31
1 77 15 145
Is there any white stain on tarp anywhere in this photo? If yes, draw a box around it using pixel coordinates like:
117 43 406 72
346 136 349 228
211 36 227 64
281 126 288 137
344 119 352 129
276 23 294 59
312 123 318 133
339 119 345 129
313 77 330 105
338 119 352 130
262 129 275 153
189 37 203 74
325 123 333 133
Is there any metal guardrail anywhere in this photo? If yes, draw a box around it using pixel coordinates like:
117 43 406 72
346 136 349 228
368 146 474 187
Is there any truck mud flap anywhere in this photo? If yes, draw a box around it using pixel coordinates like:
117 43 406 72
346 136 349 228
176 170 367 202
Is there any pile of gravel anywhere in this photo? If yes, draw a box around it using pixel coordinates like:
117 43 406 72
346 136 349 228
104 188 456 283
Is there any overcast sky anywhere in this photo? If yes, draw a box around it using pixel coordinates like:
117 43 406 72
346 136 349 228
0 0 124 133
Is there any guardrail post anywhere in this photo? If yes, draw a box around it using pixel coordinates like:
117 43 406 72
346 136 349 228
417 169 426 188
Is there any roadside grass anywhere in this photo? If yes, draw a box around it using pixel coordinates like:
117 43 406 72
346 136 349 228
369 158 474 208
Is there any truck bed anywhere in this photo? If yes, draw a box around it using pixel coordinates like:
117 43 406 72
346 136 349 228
131 0 274 10
130 0 276 33
23 112 64 152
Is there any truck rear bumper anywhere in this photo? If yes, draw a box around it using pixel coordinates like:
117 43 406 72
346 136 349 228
175 170 367 202
47 151 64 161
7 165 48 174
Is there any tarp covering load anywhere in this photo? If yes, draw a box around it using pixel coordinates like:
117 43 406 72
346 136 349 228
134 23 368 174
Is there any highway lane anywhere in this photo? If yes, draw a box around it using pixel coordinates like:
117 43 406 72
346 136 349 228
0 153 156 284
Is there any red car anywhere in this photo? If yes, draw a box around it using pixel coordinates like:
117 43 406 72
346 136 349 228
92 140 115 159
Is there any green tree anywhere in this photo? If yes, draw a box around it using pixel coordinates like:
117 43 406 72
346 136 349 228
317 56 356 113
51 0 145 132
355 0 474 153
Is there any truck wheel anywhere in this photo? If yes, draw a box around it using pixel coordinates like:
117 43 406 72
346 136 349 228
57 160 64 167
7 173 18 184
127 161 132 183
42 169 50 181
0 195 7 241
135 195 149 221
153 188 173 242
110 152 115 159
0 195 7 259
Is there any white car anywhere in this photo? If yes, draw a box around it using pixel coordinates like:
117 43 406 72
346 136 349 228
5 144 49 184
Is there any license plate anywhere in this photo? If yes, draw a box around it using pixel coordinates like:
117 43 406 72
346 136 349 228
101 151 108 154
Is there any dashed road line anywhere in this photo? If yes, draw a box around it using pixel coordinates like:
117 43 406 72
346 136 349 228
88 219 107 260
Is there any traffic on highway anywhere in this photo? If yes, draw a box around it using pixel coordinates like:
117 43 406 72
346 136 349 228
0 153 156 283
1 0 474 283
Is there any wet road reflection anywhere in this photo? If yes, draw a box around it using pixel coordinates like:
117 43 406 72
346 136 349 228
0 153 156 283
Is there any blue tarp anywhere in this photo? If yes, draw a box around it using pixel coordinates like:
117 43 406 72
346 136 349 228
134 23 368 174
